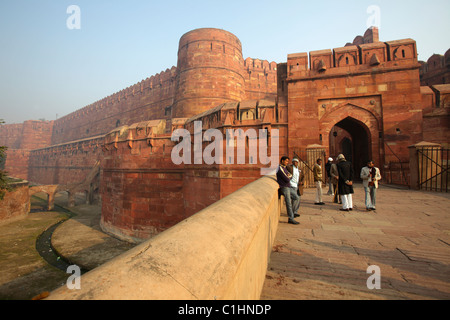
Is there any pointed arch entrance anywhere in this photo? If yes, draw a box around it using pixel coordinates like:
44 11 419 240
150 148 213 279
320 103 382 178
329 117 372 178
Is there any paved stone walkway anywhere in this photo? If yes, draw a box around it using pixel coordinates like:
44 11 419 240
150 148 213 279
260 183 450 300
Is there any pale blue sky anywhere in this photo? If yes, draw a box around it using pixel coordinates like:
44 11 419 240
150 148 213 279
0 0 449 124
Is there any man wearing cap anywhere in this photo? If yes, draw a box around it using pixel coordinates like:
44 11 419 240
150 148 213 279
313 158 325 205
336 154 354 211
287 157 304 218
330 159 341 204
325 157 334 195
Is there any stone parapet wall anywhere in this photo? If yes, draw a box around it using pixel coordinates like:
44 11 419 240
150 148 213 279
47 175 280 300
100 120 184 242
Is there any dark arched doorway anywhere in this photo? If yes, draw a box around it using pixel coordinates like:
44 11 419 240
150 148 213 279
329 117 372 180
342 137 353 163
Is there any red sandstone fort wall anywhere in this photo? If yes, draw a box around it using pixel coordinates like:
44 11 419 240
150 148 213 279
3 150 31 180
243 58 277 101
1 29 278 191
422 84 450 148
423 112 450 148
2 27 449 243
48 29 278 148
0 120 53 150
172 28 246 119
20 120 54 150
51 67 177 146
285 39 423 168
99 101 286 241
419 49 450 86
0 120 54 179
27 136 103 185
100 121 186 241
0 123 24 149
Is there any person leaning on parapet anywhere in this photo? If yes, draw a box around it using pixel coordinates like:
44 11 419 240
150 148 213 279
286 157 304 217
313 158 325 205
336 154 354 212
276 156 300 225
325 157 334 195
360 160 382 211
330 158 341 204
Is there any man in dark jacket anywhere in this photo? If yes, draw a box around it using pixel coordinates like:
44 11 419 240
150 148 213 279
336 154 354 212
276 156 300 225
325 157 333 195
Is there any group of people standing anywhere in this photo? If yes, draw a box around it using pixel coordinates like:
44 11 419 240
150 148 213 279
276 156 305 225
276 154 381 225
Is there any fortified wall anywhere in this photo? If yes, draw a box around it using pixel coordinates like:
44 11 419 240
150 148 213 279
51 67 177 145
1 27 449 242
100 99 287 242
2 28 277 185
50 29 277 146
280 30 449 174
0 120 54 180
281 37 423 172
1 28 280 242
28 136 104 186
419 49 450 86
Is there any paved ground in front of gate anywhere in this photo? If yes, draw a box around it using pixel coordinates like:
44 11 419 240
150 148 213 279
260 183 450 300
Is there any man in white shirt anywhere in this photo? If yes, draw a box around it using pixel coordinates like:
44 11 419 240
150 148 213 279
360 160 382 211
287 158 301 218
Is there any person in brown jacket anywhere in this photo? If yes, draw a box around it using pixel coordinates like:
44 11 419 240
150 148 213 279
313 158 324 205
330 159 341 204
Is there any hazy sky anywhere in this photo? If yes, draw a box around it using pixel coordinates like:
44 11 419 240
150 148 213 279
0 0 449 124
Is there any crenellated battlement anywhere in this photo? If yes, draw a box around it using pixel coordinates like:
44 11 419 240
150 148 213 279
50 66 177 145
244 58 277 73
53 66 177 128
419 49 450 86
26 135 103 185
4 26 448 245
103 119 167 150
287 39 418 79
243 57 278 101
32 135 104 154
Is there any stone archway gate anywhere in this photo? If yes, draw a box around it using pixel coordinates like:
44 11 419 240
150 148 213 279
29 185 59 211
28 160 101 210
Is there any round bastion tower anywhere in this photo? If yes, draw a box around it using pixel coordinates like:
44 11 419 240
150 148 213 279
172 28 245 118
